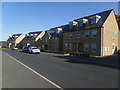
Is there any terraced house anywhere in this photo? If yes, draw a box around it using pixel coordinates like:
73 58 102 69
63 9 120 56
22 31 44 47
7 33 25 48
40 26 64 51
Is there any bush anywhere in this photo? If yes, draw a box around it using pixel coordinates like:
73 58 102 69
70 52 81 56
80 53 90 57
41 50 68 55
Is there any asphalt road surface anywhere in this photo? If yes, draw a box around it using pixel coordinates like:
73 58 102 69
2 49 118 88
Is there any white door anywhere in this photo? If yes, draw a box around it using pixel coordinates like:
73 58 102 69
112 43 115 54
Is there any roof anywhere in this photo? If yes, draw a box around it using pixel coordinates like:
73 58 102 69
24 31 43 39
63 9 113 32
7 33 23 40
28 31 42 34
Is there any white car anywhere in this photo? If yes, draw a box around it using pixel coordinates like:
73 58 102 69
28 46 40 54
11 47 18 50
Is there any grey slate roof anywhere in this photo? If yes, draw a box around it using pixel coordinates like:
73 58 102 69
24 31 42 39
7 33 23 40
63 9 113 32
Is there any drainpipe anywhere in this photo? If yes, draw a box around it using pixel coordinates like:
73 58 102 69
101 27 104 57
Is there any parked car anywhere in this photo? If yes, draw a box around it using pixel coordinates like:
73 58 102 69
22 46 29 53
11 47 18 50
28 46 40 54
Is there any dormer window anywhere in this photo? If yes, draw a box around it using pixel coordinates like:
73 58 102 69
30 34 33 36
78 18 88 27
55 28 62 34
69 21 77 29
34 33 38 36
90 15 101 24
34 33 38 37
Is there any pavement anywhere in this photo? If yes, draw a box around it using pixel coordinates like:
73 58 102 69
2 49 119 88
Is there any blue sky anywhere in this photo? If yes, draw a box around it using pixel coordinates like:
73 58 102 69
2 2 118 41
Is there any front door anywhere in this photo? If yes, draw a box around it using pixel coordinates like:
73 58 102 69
112 43 115 54
45 45 48 50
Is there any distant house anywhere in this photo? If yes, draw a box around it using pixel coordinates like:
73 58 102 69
1 41 7 48
7 33 25 48
62 9 120 56
22 31 44 47
40 25 64 51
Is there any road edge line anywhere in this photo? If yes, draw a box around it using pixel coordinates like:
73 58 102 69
4 52 64 90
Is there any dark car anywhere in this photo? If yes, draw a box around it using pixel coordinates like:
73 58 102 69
22 46 29 53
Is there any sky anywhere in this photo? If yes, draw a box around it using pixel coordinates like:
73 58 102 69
2 2 118 41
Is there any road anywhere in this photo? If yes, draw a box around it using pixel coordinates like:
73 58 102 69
2 49 118 88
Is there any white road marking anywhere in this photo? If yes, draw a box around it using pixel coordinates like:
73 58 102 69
4 52 64 90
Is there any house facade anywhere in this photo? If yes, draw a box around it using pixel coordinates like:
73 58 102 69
40 26 63 51
62 9 120 56
7 33 25 48
22 31 44 47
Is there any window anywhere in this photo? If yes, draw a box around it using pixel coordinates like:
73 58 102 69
65 43 68 50
42 45 44 48
90 18 96 24
34 33 38 37
76 32 80 38
52 46 56 50
52 37 55 42
65 34 68 38
55 37 57 42
84 31 89 38
78 21 83 27
84 43 89 51
69 43 71 50
30 34 33 36
115 32 117 38
45 38 47 42
112 32 114 38
112 44 114 49
69 33 72 38
91 30 97 38
90 15 101 24
105 47 107 51
108 47 109 51
91 43 97 52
